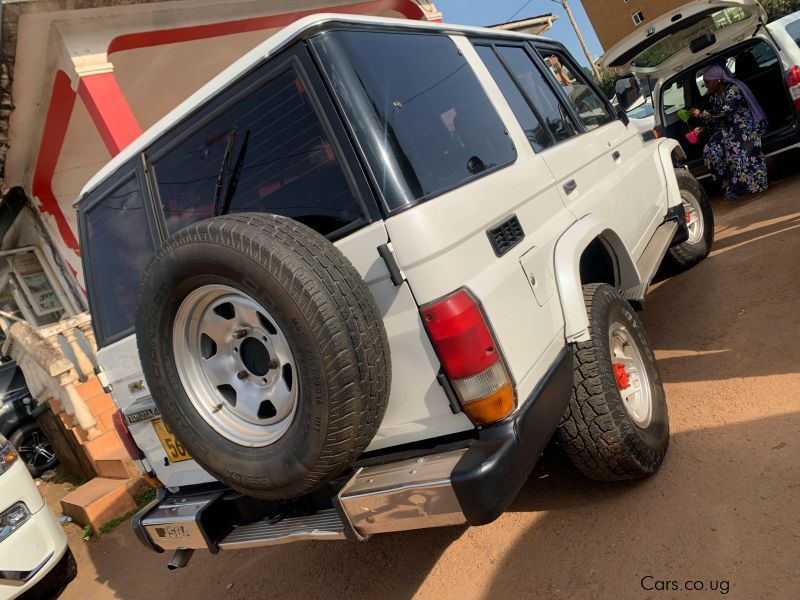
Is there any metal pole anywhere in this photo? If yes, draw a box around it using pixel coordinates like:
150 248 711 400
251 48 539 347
560 0 602 79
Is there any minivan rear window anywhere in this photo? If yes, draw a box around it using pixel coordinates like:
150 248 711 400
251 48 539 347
312 30 516 210
84 176 155 342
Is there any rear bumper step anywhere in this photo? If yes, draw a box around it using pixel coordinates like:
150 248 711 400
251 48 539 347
135 347 574 558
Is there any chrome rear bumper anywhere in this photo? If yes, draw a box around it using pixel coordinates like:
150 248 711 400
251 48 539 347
140 449 468 552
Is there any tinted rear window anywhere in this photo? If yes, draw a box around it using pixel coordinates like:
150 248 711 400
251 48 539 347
786 20 800 47
84 177 155 342
153 68 363 237
313 30 516 210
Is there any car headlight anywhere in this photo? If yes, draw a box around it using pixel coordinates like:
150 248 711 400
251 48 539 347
0 502 30 543
0 434 18 475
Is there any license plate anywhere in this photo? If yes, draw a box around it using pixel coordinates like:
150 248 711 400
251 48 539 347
152 418 192 462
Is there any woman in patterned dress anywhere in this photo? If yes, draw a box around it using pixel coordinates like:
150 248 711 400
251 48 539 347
689 64 768 200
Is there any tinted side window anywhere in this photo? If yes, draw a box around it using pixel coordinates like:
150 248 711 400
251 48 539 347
313 30 516 209
154 68 363 237
474 44 552 152
539 50 615 131
84 177 155 342
495 46 578 144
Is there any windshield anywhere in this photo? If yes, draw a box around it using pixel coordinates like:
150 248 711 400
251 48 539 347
632 7 753 68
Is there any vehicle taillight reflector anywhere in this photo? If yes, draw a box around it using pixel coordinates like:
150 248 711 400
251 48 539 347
421 289 514 425
421 290 500 380
112 410 144 460
787 66 800 113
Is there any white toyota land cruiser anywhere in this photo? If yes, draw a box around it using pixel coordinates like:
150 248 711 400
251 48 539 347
75 14 713 568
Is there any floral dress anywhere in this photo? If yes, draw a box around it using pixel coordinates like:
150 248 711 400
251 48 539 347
700 83 768 196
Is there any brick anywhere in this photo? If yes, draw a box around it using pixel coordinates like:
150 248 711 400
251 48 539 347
75 377 103 401
48 398 63 414
94 448 139 480
59 412 77 429
96 407 117 433
84 430 123 464
85 392 116 418
71 426 90 445
60 477 137 532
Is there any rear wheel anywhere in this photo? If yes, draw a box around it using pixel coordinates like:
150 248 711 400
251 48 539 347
10 422 58 477
663 168 714 273
557 284 669 480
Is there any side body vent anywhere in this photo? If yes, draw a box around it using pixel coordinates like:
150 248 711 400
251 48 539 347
487 215 525 257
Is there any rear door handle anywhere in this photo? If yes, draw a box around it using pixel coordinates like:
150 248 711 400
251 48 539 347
563 179 577 195
612 150 621 161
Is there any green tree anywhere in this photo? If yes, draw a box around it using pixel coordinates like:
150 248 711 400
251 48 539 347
760 0 800 21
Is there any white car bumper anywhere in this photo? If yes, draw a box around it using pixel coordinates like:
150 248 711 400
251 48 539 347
0 460 70 599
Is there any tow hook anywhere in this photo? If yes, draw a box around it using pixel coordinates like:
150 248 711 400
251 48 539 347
167 548 194 570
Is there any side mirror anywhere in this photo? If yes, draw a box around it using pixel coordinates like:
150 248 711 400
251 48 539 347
614 75 641 112
617 109 630 127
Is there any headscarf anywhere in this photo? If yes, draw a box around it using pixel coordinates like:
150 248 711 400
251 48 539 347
703 64 767 125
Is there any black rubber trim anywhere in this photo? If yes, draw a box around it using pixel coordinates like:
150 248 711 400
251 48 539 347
451 346 573 525
377 243 404 286
436 371 462 415
131 489 167 554
665 201 690 247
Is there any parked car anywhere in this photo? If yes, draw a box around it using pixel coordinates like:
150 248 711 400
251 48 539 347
75 14 713 567
601 0 800 181
0 433 76 599
0 359 58 477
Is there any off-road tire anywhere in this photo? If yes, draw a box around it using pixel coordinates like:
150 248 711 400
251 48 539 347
663 168 714 273
135 213 390 500
556 284 669 480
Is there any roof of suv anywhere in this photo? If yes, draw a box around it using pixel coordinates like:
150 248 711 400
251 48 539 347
75 13 546 206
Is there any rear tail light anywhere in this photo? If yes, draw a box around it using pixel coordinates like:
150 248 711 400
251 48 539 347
421 289 515 425
112 410 144 460
787 66 800 113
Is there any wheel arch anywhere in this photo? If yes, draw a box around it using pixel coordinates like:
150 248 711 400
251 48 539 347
554 216 641 343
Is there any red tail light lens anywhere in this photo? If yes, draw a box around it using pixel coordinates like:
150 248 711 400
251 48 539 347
112 410 144 460
787 66 800 113
421 289 514 425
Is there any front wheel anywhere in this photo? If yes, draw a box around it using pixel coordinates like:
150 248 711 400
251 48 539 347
663 168 714 273
556 284 669 481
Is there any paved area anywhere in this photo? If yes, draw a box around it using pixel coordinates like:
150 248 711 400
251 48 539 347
52 172 800 599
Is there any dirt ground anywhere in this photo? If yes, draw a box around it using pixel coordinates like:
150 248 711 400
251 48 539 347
47 170 800 600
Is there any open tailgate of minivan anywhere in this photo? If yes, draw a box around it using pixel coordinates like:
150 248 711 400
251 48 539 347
599 0 766 78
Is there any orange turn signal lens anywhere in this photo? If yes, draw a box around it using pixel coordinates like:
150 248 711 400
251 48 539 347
461 384 515 426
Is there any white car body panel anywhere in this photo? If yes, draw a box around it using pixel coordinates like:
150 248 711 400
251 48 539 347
0 458 69 599
768 11 800 67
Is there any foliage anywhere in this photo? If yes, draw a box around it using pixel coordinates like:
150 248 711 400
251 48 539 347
96 486 157 535
761 0 800 22
595 68 620 100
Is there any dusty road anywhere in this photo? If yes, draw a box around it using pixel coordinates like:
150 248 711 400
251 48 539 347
54 173 800 600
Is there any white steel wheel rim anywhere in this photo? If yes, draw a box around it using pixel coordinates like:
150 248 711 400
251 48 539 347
609 322 653 429
172 284 298 447
682 190 704 246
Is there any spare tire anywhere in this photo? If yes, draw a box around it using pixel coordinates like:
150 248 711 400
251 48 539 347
135 213 390 499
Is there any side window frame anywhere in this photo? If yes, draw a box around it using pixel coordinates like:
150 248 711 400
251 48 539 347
530 41 618 133
79 160 160 348
471 39 558 150
472 37 583 145
144 42 380 244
